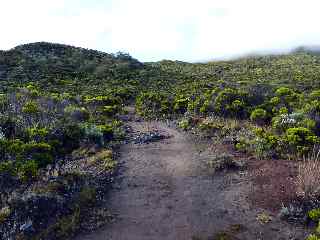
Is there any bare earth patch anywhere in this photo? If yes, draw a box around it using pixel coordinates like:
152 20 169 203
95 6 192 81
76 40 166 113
76 121 308 240
249 159 299 213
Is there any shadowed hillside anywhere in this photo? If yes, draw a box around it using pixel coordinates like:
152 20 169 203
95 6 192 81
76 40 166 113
0 42 143 93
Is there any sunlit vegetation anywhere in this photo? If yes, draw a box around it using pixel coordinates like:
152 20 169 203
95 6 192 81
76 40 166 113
2 42 320 238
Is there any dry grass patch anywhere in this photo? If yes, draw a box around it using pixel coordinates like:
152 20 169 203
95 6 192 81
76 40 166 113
296 148 320 200
87 149 116 171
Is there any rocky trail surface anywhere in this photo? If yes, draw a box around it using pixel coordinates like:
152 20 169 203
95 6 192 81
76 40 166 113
77 120 307 240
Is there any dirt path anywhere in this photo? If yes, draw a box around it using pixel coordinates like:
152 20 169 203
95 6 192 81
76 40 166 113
77 121 307 240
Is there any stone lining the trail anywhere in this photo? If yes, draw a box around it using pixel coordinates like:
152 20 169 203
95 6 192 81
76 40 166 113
132 131 170 144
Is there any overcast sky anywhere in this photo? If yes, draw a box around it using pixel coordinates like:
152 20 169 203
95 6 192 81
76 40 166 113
1 0 320 62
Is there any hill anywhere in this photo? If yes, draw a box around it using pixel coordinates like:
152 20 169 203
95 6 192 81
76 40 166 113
2 42 320 97
0 42 143 93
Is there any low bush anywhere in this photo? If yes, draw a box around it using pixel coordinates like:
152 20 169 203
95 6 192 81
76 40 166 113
272 112 305 133
178 119 190 131
307 234 320 240
98 124 114 141
27 127 49 142
214 88 249 118
136 92 171 117
81 123 104 146
102 105 120 117
285 127 319 155
173 96 189 114
64 106 90 121
17 160 39 182
198 118 224 135
250 108 267 125
308 209 320 222
251 127 280 159
22 101 39 115
0 206 11 224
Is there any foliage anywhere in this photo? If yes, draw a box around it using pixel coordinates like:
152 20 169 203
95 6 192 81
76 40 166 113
4 42 320 238
0 207 11 224
251 127 280 159
250 108 267 124
213 88 248 118
178 119 191 130
285 127 318 155
136 92 173 117
22 101 39 115
308 209 320 222
306 234 320 240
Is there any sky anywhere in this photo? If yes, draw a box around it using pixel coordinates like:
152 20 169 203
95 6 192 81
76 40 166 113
1 0 320 62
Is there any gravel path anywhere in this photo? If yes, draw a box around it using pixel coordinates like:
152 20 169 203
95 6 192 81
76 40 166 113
77 121 307 240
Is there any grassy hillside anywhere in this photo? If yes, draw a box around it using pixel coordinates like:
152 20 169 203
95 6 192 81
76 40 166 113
0 42 143 96
2 42 320 239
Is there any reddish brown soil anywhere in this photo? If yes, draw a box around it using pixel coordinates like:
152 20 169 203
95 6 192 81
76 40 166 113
249 159 299 212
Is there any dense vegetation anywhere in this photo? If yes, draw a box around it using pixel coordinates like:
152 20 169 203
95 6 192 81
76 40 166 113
2 42 320 239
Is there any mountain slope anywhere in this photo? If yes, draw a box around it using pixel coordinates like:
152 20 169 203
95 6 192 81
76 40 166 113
0 42 143 93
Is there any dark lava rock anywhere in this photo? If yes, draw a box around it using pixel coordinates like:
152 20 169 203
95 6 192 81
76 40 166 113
132 131 169 144
0 192 70 239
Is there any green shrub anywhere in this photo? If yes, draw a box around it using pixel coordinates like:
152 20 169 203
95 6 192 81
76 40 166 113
310 90 320 100
136 92 171 117
18 160 39 182
270 96 280 106
57 123 84 153
0 161 16 176
160 99 172 115
250 108 267 124
0 140 53 169
178 119 190 131
231 100 244 111
64 106 90 121
279 107 289 115
251 128 280 158
0 206 11 223
84 95 121 106
275 87 294 97
197 88 219 115
306 234 320 240
235 140 247 152
0 139 25 161
81 123 104 146
308 209 320 222
272 112 304 133
22 101 39 114
199 99 211 114
285 127 319 155
173 97 189 114
77 186 97 207
305 100 320 117
187 96 205 114
214 88 248 118
102 105 119 116
198 119 223 135
27 127 49 142
98 124 114 141
23 142 52 154
271 87 301 113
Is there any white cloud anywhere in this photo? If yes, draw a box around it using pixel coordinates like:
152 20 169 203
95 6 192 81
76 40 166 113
1 0 320 61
